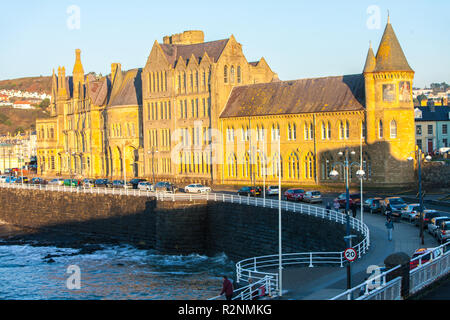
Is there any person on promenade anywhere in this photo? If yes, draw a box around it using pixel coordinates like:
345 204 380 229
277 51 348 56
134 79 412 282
220 275 234 301
326 202 331 214
385 204 392 221
351 203 357 218
333 201 341 213
385 218 394 241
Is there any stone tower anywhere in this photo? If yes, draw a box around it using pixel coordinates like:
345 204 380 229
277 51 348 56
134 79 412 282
73 49 85 99
364 18 416 185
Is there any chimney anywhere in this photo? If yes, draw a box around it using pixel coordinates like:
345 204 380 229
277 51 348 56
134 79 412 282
111 63 121 85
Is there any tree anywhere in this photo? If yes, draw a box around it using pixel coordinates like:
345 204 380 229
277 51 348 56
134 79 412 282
38 98 50 110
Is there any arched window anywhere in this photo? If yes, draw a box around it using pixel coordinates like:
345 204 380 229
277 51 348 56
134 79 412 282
379 120 384 138
310 123 314 139
272 153 283 178
321 122 327 140
327 122 332 139
230 66 235 83
272 124 280 141
237 66 242 83
304 152 315 179
224 66 228 83
345 121 350 139
243 153 250 178
339 121 345 140
228 154 237 178
288 152 300 179
390 120 397 139
304 122 309 140
288 123 296 140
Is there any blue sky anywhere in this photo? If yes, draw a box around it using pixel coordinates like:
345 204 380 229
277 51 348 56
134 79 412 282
0 0 448 88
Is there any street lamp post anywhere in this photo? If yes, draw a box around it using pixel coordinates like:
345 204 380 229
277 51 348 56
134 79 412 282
329 147 365 293
408 150 432 245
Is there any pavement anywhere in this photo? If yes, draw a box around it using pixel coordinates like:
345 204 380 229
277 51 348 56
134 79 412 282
280 208 439 300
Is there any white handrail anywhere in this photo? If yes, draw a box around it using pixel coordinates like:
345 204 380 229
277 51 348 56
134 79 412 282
0 182 371 300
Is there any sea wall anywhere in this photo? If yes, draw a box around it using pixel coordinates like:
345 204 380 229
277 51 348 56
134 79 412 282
0 188 354 262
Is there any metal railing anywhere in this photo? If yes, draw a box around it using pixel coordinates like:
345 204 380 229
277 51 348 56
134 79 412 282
331 241 450 300
0 182 370 300
208 276 276 301
409 242 450 295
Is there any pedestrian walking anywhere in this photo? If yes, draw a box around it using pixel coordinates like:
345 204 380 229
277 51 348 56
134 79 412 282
385 204 392 221
326 202 331 214
385 218 394 241
351 203 357 218
220 276 234 301
333 201 340 213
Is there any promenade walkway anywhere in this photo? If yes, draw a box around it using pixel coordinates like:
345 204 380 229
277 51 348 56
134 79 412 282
280 210 438 300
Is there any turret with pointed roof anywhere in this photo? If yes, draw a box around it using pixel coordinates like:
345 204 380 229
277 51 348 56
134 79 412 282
363 42 376 73
373 18 413 72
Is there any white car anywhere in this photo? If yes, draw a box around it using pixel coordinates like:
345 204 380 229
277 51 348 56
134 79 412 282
184 184 211 193
266 186 279 196
49 178 64 186
400 204 421 222
0 175 8 183
138 182 154 191
303 191 323 204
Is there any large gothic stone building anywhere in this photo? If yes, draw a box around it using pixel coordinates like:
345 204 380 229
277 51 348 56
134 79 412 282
37 20 417 187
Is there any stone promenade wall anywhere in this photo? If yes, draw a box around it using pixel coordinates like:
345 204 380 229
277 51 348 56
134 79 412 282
0 188 355 262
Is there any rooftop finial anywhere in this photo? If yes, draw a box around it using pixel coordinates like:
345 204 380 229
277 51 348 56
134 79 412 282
387 10 390 24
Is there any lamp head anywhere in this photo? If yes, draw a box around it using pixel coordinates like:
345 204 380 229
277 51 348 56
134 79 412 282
425 155 432 161
329 170 339 180
356 169 366 179
407 156 414 162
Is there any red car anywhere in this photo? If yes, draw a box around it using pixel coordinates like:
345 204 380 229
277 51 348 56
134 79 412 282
284 189 306 202
334 193 361 209
410 248 443 270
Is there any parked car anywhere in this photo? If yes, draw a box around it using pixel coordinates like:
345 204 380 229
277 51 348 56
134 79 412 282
64 179 78 187
437 221 450 244
31 177 48 185
303 191 322 204
5 177 17 184
237 186 260 197
428 216 450 237
112 180 131 189
184 184 211 193
130 179 147 190
363 198 383 214
284 189 306 202
138 182 154 191
0 175 8 183
49 178 64 186
381 197 408 219
155 182 177 193
410 247 444 270
94 179 112 188
15 177 30 184
83 179 95 188
266 186 279 196
334 193 361 209
414 210 442 229
400 204 421 222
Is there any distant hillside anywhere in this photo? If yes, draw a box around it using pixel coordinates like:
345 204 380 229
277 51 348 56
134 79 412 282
0 76 52 94
0 106 50 135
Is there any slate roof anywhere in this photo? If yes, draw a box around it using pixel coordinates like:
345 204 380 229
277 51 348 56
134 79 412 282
220 74 366 118
108 68 142 107
159 39 229 66
416 106 450 122
374 22 413 72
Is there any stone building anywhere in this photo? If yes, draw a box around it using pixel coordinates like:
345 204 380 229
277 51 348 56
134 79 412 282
37 20 417 187
219 19 416 187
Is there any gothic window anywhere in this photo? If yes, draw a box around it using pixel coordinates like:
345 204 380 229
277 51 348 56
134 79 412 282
237 66 242 83
345 121 350 139
288 152 300 179
390 120 397 139
379 120 384 138
272 153 283 178
230 66 235 83
272 124 280 141
304 152 315 179
228 154 237 178
224 66 228 83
